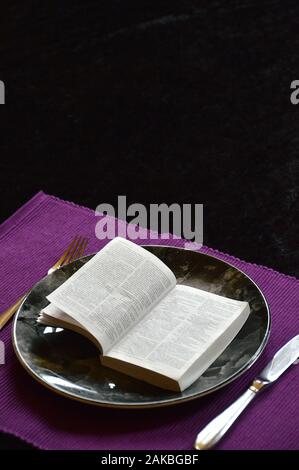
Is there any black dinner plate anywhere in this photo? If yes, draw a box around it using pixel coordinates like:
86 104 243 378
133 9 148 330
13 245 270 408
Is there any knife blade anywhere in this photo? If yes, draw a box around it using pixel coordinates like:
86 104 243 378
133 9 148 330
194 335 299 450
258 335 299 383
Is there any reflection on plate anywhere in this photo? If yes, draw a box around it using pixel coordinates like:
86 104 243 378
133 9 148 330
13 245 270 408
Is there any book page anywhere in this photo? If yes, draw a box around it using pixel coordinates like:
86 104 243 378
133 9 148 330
38 303 102 348
47 238 176 352
39 303 82 328
105 284 249 381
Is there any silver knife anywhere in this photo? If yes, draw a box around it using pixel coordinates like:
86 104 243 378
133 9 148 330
194 335 299 450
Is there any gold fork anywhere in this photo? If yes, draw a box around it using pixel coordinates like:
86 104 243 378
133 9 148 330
0 236 89 330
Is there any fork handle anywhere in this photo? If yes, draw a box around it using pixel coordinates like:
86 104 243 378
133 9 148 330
0 294 27 330
194 387 257 450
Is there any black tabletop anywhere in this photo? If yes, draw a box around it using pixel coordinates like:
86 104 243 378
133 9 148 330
1 0 299 449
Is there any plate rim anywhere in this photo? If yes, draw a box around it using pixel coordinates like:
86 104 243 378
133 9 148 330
12 244 271 408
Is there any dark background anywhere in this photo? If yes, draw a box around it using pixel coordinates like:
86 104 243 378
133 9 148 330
1 0 299 448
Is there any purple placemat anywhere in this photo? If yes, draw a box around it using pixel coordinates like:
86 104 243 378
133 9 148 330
0 191 298 450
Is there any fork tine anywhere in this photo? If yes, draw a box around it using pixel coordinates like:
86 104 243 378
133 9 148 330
51 236 79 270
63 236 83 265
69 236 86 262
63 236 89 265
76 237 89 259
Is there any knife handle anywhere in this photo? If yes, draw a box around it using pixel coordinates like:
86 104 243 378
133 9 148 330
194 384 262 450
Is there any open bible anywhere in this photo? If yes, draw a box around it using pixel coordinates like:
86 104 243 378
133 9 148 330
39 237 250 392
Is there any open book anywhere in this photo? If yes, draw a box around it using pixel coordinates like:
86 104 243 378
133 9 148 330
39 237 250 392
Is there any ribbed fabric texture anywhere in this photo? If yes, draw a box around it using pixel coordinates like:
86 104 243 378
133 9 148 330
0 191 298 450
